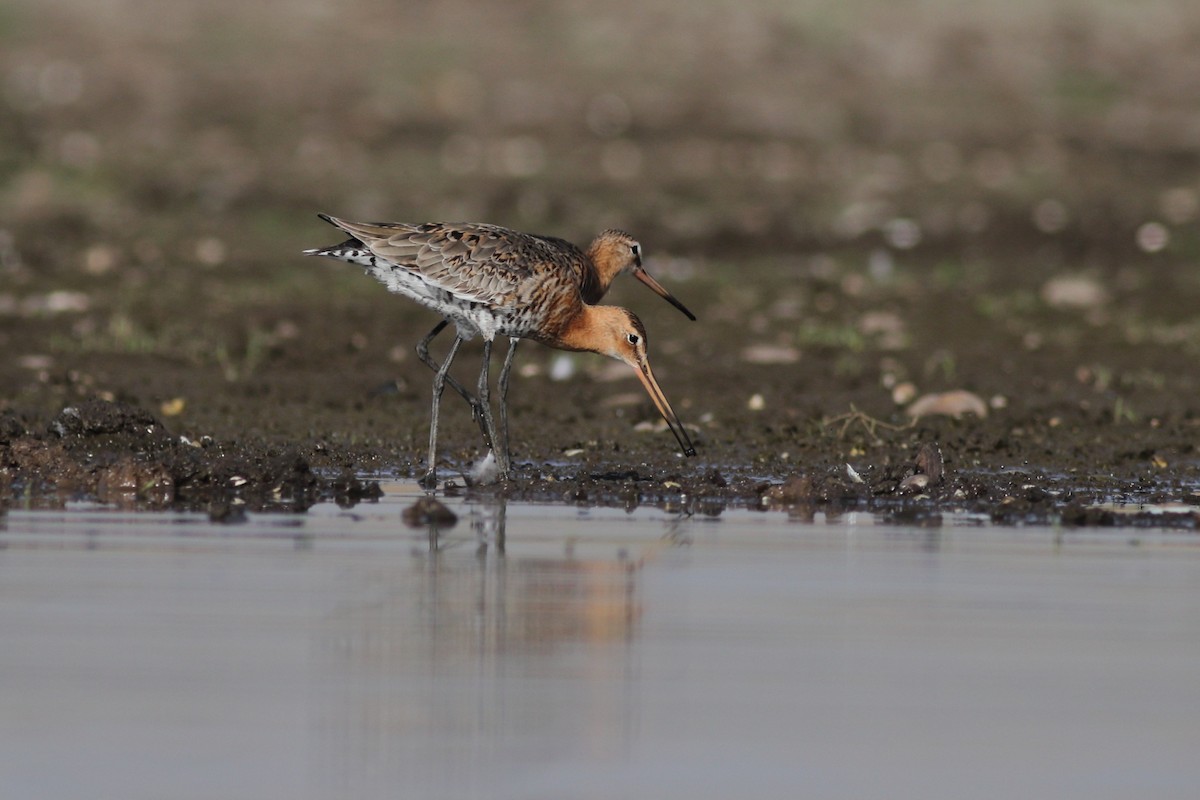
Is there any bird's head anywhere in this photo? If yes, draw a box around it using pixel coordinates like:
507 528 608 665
569 306 696 458
588 230 696 321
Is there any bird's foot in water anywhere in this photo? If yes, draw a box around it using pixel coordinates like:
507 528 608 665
418 468 439 492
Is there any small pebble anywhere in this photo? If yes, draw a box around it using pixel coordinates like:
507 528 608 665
907 390 987 419
160 397 186 417
741 344 800 365
1041 275 1108 309
549 354 575 381
898 473 930 494
763 474 815 506
18 354 55 370
891 381 917 405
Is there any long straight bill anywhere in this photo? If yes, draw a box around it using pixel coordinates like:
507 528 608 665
633 361 696 457
633 267 697 321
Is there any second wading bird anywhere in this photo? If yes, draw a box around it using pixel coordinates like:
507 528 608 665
304 215 696 485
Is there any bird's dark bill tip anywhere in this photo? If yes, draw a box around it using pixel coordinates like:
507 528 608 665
658 289 697 322
632 267 698 322
683 447 697 457
316 212 335 225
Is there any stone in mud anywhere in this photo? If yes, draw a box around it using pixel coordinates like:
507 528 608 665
332 471 384 507
96 458 175 506
891 381 918 406
1041 275 1109 309
763 474 816 506
49 399 169 439
0 413 27 444
705 469 728 487
906 390 988 419
897 473 930 494
0 438 86 494
740 344 800 364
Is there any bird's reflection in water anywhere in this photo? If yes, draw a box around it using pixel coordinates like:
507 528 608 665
415 494 641 653
316 494 654 795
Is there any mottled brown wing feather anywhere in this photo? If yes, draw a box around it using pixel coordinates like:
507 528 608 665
323 218 564 308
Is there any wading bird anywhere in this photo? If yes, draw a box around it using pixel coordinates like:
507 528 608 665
408 223 694 448
304 215 696 485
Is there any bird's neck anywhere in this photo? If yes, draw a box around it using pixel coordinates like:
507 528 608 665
554 305 608 355
584 242 620 303
578 265 604 305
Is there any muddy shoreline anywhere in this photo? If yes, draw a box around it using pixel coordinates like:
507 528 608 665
2 391 1197 528
4 1 1200 527
4 239 1199 529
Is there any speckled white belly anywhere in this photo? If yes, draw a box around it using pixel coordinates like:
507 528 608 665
363 259 508 342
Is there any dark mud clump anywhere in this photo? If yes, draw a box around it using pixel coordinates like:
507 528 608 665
0 399 381 513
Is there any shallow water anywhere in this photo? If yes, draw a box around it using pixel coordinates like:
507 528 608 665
2 485 1199 800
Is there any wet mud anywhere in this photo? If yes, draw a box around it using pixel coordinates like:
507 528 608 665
0 399 381 520
4 228 1199 528
3 1 1200 527
2 370 1197 529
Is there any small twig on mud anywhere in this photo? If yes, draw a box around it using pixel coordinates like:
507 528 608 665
820 405 915 444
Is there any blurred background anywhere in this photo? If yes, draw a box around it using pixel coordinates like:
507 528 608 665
1 0 1198 458
6 0 1198 253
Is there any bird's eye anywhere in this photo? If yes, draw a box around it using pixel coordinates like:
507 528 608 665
630 244 640 258
626 333 640 345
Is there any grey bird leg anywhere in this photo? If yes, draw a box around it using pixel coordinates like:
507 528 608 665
415 320 477 407
497 337 520 470
476 339 509 480
422 335 464 490
415 320 493 447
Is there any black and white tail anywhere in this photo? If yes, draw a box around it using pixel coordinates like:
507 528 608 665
303 213 378 267
302 238 377 267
